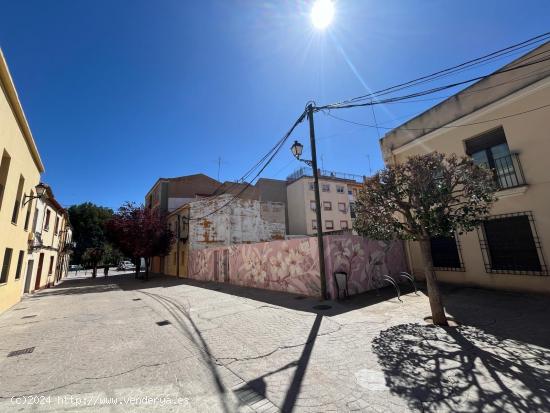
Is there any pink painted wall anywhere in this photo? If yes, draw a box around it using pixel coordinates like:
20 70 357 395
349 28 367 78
188 237 321 296
324 235 408 299
187 235 408 299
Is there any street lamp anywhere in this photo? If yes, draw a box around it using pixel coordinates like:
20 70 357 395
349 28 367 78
290 102 328 300
23 182 48 206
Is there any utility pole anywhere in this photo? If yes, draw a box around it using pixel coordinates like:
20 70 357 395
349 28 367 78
307 103 327 300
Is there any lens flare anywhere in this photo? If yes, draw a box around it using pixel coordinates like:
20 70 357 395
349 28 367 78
311 0 334 30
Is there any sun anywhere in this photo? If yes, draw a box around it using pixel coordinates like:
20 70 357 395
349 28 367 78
311 0 334 30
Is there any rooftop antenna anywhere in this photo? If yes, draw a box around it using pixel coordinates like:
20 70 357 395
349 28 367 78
366 154 372 175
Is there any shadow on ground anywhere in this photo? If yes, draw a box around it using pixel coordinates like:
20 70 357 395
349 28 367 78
42 272 414 316
372 286 550 412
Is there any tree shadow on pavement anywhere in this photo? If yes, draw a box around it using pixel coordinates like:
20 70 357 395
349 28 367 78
136 290 233 413
372 322 550 412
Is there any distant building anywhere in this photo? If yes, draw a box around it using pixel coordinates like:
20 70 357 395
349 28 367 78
380 41 550 294
0 49 45 313
157 195 286 277
145 174 259 214
26 185 72 292
285 167 363 235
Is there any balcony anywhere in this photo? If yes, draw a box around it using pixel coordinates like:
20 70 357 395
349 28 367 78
492 153 526 190
287 167 363 183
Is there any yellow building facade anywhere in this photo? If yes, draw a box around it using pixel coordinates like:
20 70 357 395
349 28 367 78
0 49 45 312
380 43 550 294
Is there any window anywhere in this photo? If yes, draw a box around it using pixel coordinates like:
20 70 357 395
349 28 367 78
24 191 33 231
353 188 358 196
15 251 24 279
348 190 352 195
11 175 24 224
350 202 356 219
325 220 334 230
44 210 51 231
338 202 347 213
323 201 332 211
48 256 54 275
478 212 547 274
54 216 60 235
340 221 349 229
312 219 317 230
0 151 11 211
1 248 13 283
321 184 330 192
430 236 463 271
310 200 316 211
336 185 344 193
465 127 525 189
309 182 315 191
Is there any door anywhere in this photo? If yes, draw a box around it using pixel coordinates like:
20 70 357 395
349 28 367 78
24 259 34 293
35 253 44 291
222 249 230 283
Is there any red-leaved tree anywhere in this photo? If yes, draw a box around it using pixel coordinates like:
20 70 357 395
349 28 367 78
105 203 175 280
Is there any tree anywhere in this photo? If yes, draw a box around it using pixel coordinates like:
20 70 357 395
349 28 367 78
354 152 496 326
82 247 104 278
67 203 113 265
105 203 175 280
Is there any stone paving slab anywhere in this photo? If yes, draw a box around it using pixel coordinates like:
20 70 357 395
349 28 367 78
0 273 549 412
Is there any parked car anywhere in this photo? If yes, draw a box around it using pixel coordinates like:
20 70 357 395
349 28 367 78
117 261 136 271
69 264 83 271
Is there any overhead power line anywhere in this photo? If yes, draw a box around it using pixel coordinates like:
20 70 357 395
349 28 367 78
183 110 307 221
322 103 550 131
318 53 550 111
329 31 550 107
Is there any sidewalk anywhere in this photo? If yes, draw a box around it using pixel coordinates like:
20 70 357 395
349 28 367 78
0 273 548 412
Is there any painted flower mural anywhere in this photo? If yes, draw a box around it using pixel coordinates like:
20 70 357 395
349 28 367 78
188 235 407 300
325 236 408 299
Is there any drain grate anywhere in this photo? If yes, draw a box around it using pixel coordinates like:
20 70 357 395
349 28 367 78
156 320 171 326
132 298 142 301
7 347 35 357
13 307 28 311
313 304 332 310
21 315 37 319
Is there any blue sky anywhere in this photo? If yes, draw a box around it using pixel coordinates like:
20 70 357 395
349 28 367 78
1 0 549 209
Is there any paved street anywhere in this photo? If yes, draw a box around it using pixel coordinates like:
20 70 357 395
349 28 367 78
0 273 549 412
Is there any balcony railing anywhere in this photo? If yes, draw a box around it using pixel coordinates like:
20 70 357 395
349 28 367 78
493 153 526 190
287 167 363 183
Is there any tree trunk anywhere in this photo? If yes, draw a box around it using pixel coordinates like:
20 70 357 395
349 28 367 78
418 239 448 326
145 257 150 281
134 258 140 279
92 262 97 278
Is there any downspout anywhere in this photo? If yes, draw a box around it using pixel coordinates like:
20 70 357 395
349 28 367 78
176 214 180 278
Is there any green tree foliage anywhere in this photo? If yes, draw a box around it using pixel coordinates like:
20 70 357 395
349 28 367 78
67 203 113 265
354 152 496 325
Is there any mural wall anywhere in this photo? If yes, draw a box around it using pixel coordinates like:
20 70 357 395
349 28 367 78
324 235 408 299
188 235 408 299
188 237 321 296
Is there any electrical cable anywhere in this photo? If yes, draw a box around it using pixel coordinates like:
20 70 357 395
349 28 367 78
330 32 550 106
322 103 550 131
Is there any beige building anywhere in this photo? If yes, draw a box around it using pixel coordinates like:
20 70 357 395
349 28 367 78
0 49 45 313
286 167 362 235
380 42 550 294
25 185 72 292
